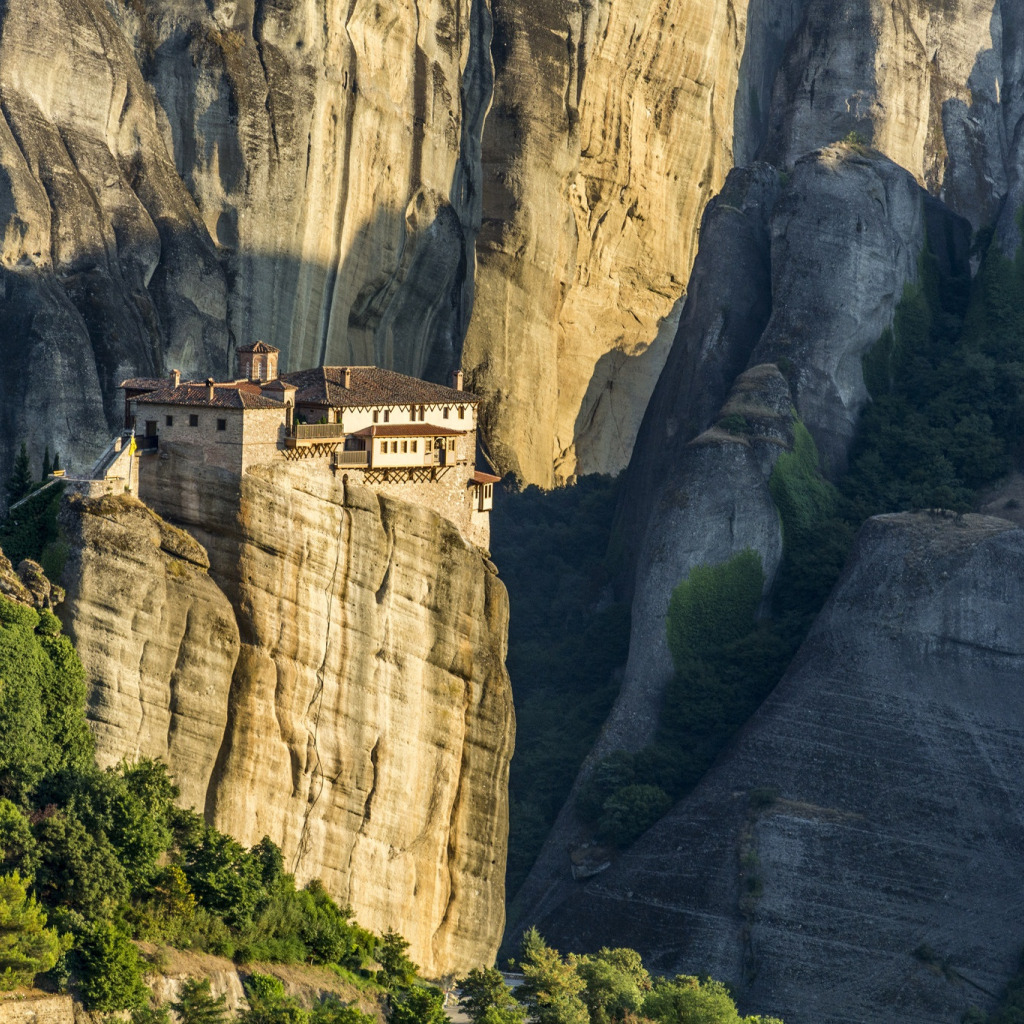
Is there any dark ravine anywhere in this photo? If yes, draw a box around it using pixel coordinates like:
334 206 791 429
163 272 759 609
529 512 1024 1024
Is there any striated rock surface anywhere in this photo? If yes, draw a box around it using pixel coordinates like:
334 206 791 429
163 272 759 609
766 0 1021 231
531 512 1024 1024
463 0 805 484
61 470 514 979
122 0 489 381
58 493 239 813
0 0 228 480
511 143 972 932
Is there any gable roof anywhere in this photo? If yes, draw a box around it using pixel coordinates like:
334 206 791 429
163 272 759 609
281 366 480 408
134 382 285 410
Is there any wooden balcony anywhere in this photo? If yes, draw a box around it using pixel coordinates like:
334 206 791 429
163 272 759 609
334 450 369 467
287 423 347 448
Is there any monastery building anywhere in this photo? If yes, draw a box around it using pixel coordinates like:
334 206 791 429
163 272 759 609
105 343 499 548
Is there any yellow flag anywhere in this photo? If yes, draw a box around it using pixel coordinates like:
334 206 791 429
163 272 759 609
128 431 137 456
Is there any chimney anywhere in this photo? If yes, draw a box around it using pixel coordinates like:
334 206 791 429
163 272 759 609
451 369 464 391
343 367 352 388
206 377 215 401
170 369 181 387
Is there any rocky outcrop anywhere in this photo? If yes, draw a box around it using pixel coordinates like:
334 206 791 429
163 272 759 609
58 493 239 813
530 512 1024 1024
765 0 1021 232
510 143 973 932
60 473 514 979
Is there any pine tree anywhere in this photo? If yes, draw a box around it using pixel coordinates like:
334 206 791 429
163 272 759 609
7 444 33 504
40 447 51 481
0 871 61 990
171 978 231 1024
51 452 60 473
517 929 588 1024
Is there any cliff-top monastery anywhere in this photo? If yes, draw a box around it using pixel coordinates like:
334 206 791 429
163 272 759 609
81 343 500 548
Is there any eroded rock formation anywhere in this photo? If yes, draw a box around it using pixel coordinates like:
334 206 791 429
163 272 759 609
2 0 1023 488
59 477 514 979
531 512 1024 1024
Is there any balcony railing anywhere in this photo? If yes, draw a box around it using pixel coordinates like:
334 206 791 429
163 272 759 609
334 450 369 467
292 423 348 440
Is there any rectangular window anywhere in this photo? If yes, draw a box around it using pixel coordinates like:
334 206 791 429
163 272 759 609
401 440 408 453
380 440 387 453
443 407 449 419
189 414 199 427
411 440 418 452
165 415 174 427
391 441 399 453
217 418 227 432
384 410 391 423
458 406 465 419
373 410 379 423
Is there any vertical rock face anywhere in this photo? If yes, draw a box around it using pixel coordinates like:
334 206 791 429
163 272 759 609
59 475 514 980
0 0 228 480
765 0 1020 231
58 494 240 813
532 513 1024 1024
125 0 487 380
462 0 798 483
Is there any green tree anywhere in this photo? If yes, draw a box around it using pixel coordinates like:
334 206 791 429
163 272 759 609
75 921 147 1010
309 997 377 1024
241 972 309 1024
458 967 526 1024
41 448 51 482
0 871 61 990
131 1006 172 1024
642 975 783 1024
666 551 764 669
386 985 447 1024
172 978 232 1024
518 929 589 1024
376 929 418 990
298 880 372 969
572 947 651 1024
7 443 33 504
0 799 37 880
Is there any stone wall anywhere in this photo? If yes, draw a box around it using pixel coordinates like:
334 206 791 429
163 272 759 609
0 996 74 1024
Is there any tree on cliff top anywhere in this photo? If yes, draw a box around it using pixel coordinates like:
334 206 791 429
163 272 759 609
6 443 32 505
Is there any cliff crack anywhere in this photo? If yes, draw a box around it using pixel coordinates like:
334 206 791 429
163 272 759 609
359 738 380 832
292 503 351 873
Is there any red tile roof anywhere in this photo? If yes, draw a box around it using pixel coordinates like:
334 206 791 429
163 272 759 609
134 382 285 410
121 377 174 391
350 424 468 438
470 471 502 485
282 366 480 408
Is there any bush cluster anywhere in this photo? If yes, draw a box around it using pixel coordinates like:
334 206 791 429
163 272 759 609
459 929 784 1024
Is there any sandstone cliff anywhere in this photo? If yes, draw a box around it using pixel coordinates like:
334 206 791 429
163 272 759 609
2 0 1023 488
529 512 1024 1024
59 478 514 979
